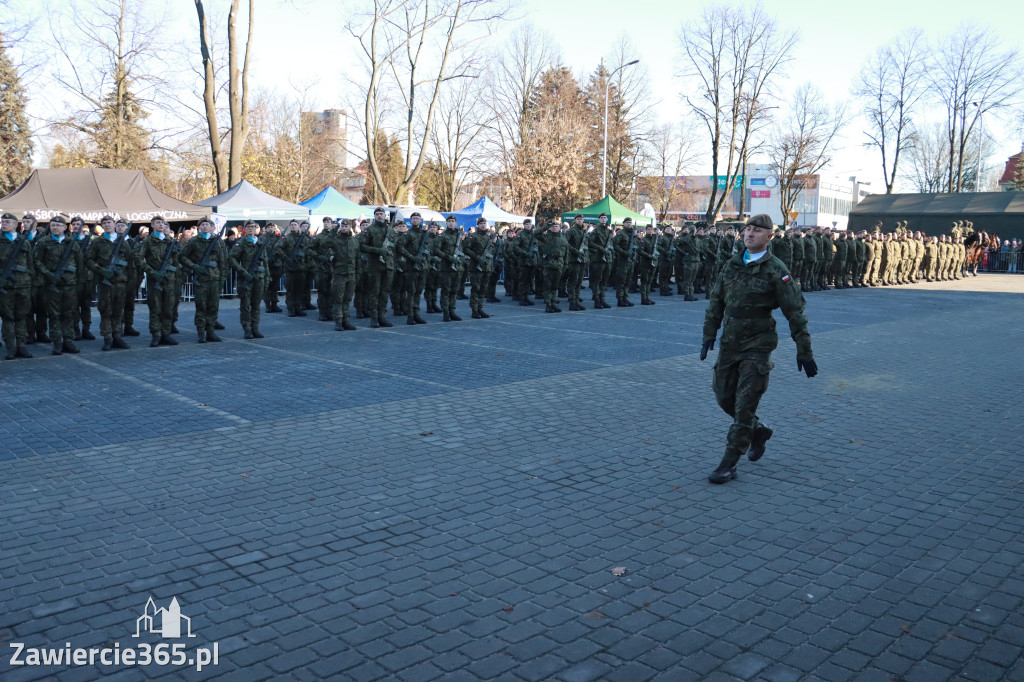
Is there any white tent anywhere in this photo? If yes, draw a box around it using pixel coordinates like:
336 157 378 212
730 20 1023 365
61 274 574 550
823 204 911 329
197 180 309 221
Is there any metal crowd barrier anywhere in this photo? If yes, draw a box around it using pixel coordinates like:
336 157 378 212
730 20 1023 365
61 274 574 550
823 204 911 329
981 251 1024 274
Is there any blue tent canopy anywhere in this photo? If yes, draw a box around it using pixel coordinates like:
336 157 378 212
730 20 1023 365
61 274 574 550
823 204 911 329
451 196 531 231
300 186 367 221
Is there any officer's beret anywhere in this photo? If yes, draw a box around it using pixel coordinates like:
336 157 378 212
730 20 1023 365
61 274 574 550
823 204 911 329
245 220 260 228
49 215 67 224
101 215 115 222
745 214 774 230
1 212 17 221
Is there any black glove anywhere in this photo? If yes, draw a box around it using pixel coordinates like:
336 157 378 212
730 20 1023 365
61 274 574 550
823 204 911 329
797 356 818 378
100 268 116 280
700 338 715 361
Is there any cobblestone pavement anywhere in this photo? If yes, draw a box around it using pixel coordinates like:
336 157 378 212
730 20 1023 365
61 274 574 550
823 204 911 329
2 275 1023 682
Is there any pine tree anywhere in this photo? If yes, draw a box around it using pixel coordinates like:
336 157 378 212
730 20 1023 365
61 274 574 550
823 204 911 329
0 33 34 196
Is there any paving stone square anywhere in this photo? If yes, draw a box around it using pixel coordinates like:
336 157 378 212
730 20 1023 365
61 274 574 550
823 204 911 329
2 275 1023 681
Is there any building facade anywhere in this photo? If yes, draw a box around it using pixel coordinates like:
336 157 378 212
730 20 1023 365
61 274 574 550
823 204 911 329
745 163 872 229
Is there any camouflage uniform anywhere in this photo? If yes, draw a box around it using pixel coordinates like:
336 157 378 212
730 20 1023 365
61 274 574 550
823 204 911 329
0 228 35 359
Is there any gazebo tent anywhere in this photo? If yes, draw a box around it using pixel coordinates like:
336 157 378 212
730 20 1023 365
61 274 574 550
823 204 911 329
197 180 309 222
0 168 206 223
301 186 367 224
451 196 532 230
849 191 1024 239
561 195 654 227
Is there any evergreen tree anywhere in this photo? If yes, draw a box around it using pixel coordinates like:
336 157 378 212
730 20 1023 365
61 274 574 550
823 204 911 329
0 33 33 195
86 75 153 170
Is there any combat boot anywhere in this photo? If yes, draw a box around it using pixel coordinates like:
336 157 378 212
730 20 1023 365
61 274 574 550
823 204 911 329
150 334 161 347
370 318 380 328
171 324 180 334
684 294 697 301
708 459 737 484
378 317 393 328
318 312 330 322
342 320 355 331
252 328 264 338
74 323 82 340
36 332 52 343
197 329 207 344
414 314 427 324
112 336 129 350
747 424 773 462
520 299 530 306
16 346 32 359
102 336 114 351
159 334 179 346
449 311 462 321
594 300 603 310
205 329 222 342
243 329 254 339
62 339 80 354
625 298 635 307
4 348 15 360
81 324 95 340
123 325 140 336
335 320 347 331
545 304 555 313
407 318 417 325
472 310 482 319
443 310 452 322
550 305 560 313
289 308 299 317
52 340 63 356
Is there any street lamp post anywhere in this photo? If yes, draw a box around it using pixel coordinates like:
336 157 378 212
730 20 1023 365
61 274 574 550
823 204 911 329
602 59 639 199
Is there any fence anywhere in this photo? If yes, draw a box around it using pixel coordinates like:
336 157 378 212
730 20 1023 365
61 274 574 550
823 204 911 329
980 251 1024 274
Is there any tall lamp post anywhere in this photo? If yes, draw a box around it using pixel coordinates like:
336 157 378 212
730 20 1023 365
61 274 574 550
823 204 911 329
602 59 639 198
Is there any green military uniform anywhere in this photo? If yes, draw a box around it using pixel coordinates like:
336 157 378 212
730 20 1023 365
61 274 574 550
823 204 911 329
565 223 588 310
139 231 181 346
276 229 310 316
501 231 518 303
323 226 361 330
33 229 83 355
0 221 35 359
397 221 431 325
537 223 563 312
73 229 95 341
313 229 334 321
358 216 396 328
229 233 271 339
586 221 613 308
486 233 505 302
463 224 496 318
86 230 134 349
435 224 463 321
122 233 142 336
635 230 658 305
702 215 814 483
832 233 848 288
262 231 284 313
515 224 539 305
801 233 817 292
612 222 637 306
657 228 675 296
772 229 793 274
424 228 442 312
789 232 803 289
178 228 228 343
674 229 701 301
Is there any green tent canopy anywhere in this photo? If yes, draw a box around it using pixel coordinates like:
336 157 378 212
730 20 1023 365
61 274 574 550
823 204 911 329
561 195 654 227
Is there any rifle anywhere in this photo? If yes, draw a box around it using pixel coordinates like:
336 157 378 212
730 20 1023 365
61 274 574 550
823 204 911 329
627 230 637 263
524 229 540 268
236 239 269 292
452 231 467 271
193 227 225 280
490 236 504 272
412 228 431 272
379 222 396 265
101 231 131 287
48 237 78 293
0 236 27 295
151 238 179 292
577 230 589 264
649 232 661 266
476 232 498 272
287 231 307 267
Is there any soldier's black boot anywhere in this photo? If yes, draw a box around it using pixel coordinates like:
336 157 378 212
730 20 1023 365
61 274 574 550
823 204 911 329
36 332 51 343
684 294 697 301
545 304 555 313
205 329 222 342
112 336 129 350
295 309 307 317
171 324 180 334
472 309 482 319
378 317 393 328
197 329 207 344
449 310 462 321
102 336 114 351
150 334 160 347
62 339 80 354
520 298 530 306
747 424 773 462
593 300 602 310
123 325 140 336
214 321 225 330
414 314 427 324
708 458 738 484
342 319 355 331
407 316 417 326
52 340 63 356
16 345 32 359
335 320 346 331
625 297 635 307
244 328 254 339
82 324 95 340
318 312 330 322
370 318 380 328
252 328 264 338
159 334 179 346
289 308 299 317
443 310 452 322
74 323 82 340
551 304 560 313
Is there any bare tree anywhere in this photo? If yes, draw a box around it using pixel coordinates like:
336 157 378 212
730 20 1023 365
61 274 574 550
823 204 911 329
679 2 796 225
930 23 1022 192
855 29 927 194
906 122 950 193
421 77 491 210
641 123 698 222
347 0 510 206
480 22 557 211
768 83 847 220
194 0 253 193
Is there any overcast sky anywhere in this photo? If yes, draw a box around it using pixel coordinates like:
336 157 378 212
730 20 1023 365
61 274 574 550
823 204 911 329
12 0 1024 191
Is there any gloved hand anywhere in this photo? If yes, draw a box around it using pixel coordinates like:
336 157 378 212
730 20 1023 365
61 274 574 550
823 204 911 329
192 264 207 276
797 356 818 378
239 270 253 281
100 268 116 280
700 338 715 361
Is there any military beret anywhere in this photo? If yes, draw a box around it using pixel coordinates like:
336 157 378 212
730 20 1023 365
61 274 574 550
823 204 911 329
411 212 421 218
49 215 67 224
245 220 260 228
101 215 115 222
745 214 773 230
1 212 17 221
446 215 457 221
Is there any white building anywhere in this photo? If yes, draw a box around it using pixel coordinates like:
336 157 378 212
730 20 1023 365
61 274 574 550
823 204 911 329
745 163 873 229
